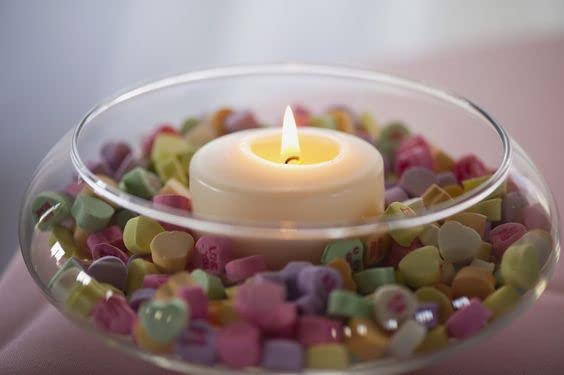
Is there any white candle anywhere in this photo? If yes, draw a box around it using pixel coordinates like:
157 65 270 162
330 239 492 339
189 107 385 267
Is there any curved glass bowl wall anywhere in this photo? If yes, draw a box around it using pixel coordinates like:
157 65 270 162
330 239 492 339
19 65 560 374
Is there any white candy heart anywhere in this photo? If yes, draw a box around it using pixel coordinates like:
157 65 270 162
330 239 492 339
438 221 481 264
372 285 418 330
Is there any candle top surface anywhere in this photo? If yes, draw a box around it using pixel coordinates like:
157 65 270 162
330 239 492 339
250 133 340 165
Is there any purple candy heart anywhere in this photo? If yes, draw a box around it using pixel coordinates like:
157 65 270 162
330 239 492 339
385 186 408 207
399 166 437 197
175 320 218 365
92 243 129 263
280 261 312 300
128 288 156 311
295 293 325 315
415 303 439 329
296 266 342 298
261 339 304 371
502 191 527 223
101 142 132 173
87 256 127 291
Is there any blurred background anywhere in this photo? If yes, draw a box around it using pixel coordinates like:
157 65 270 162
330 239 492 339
1 0 563 272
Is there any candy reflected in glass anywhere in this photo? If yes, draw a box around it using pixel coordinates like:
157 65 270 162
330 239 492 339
33 105 553 371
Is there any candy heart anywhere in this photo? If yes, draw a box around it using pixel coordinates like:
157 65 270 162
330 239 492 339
489 222 527 259
262 339 304 372
514 229 553 266
321 239 365 272
398 246 441 289
438 221 481 264
92 243 129 263
297 266 343 298
353 267 395 294
150 231 194 273
91 295 136 335
398 167 437 197
451 266 495 300
101 142 132 173
191 236 233 276
372 285 418 330
71 194 115 233
500 243 540 289
415 286 453 323
120 167 162 199
383 202 424 246
87 256 128 291
123 216 164 254
175 320 218 365
138 298 189 343
31 191 72 231
344 318 389 361
129 288 156 311
191 269 225 300
126 258 160 295
388 320 426 358
86 225 124 252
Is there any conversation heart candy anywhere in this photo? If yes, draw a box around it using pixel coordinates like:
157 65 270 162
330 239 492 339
297 315 343 346
253 271 285 286
394 135 434 176
101 142 132 173
48 258 83 301
86 225 124 252
224 110 260 133
436 171 458 187
489 222 527 259
192 236 233 276
142 274 169 289
65 277 114 317
523 203 551 231
234 280 285 323
438 221 481 264
87 256 128 291
353 267 395 294
470 258 495 273
129 288 156 311
414 303 439 329
514 229 553 266
280 261 312 299
126 258 160 295
462 174 506 198
416 325 449 352
177 287 209 320
191 269 225 300
452 266 496 300
151 133 192 164
150 231 194 273
385 186 408 207
216 321 261 368
306 343 349 370
111 209 137 230
419 224 439 247
446 212 487 237
295 293 325 315
159 178 191 198
502 191 527 223
327 289 372 319
446 298 491 339
154 155 188 186
262 339 304 371
372 285 418 330
398 167 437 197
404 197 426 213
71 194 115 233
327 258 357 291
421 184 452 207
363 234 391 266
175 320 218 365
32 191 73 231
297 266 343 298
225 255 267 283
123 216 164 254
467 198 502 221
398 246 441 289
141 124 179 156
91 295 136 335
133 321 173 353
453 154 488 182
48 225 87 260
388 320 427 358
208 299 240 326
92 243 129 263
120 167 162 199
415 286 454 323
384 202 424 246
138 298 189 343
344 317 389 361
500 243 540 289
321 239 364 272
153 194 192 211
483 285 520 320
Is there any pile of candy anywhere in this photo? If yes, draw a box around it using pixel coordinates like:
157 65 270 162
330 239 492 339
32 106 553 371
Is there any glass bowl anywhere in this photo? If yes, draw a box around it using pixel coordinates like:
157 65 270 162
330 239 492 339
19 64 560 374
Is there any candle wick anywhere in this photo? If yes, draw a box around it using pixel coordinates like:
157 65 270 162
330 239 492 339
285 156 300 164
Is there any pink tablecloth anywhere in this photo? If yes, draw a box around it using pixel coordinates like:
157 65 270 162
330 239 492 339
3 36 564 374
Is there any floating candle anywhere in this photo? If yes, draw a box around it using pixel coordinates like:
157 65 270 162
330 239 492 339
189 107 385 224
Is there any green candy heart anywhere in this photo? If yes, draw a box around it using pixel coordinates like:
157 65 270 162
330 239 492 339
154 155 188 186
31 191 72 231
191 269 225 300
71 194 115 233
151 134 192 164
384 202 424 246
398 246 441 288
327 289 373 319
120 167 162 199
353 267 396 294
322 239 365 273
500 243 540 290
138 298 189 343
466 198 502 221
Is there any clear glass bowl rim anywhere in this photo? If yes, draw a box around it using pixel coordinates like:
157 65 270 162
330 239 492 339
70 63 512 239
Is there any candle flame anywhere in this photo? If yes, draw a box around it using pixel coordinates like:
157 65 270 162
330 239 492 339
281 106 301 163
